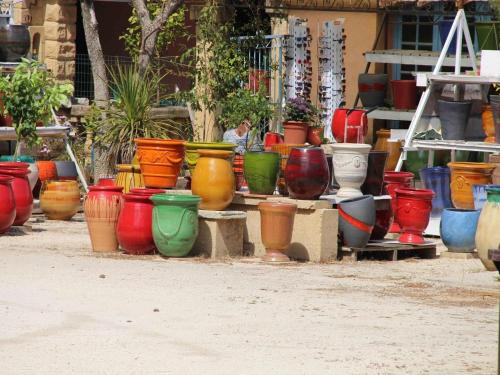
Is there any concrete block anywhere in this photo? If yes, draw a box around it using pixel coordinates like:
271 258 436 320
44 3 77 24
191 210 246 259
229 196 338 262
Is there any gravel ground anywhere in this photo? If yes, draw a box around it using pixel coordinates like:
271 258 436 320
0 214 498 374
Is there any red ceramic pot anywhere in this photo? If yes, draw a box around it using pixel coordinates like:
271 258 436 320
370 197 393 240
98 177 115 186
394 188 434 244
264 132 284 151
233 154 246 191
284 147 329 200
129 188 165 196
332 109 368 143
36 161 58 182
0 175 16 233
307 127 323 146
390 80 417 110
116 193 156 255
0 163 33 226
87 185 123 200
384 171 414 233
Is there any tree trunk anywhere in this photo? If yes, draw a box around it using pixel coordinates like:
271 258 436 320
137 25 158 74
80 0 111 181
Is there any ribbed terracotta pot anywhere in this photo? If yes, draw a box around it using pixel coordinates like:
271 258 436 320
476 186 500 271
258 201 297 262
330 143 371 199
0 175 16 233
84 186 123 252
135 138 185 188
384 171 414 233
394 188 434 244
115 164 144 193
283 121 308 144
448 162 495 209
40 180 81 220
192 149 235 210
338 195 375 248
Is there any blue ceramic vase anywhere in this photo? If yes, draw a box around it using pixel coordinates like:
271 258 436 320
419 166 452 217
440 208 480 252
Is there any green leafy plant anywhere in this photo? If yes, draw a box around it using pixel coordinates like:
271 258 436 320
95 63 184 164
284 97 320 126
0 59 73 156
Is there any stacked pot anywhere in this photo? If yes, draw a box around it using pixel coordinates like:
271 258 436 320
0 162 33 227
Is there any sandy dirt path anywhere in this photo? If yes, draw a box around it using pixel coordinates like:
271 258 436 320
0 215 498 374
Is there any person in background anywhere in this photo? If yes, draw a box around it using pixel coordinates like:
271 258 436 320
223 119 262 154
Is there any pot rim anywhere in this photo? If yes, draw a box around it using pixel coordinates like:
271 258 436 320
258 201 297 212
123 193 153 202
0 175 13 184
394 187 434 198
150 193 201 205
282 120 308 126
134 138 185 147
197 149 234 158
384 171 414 180
447 162 496 171
0 161 30 169
244 151 280 156
185 142 236 149
331 143 371 151
89 185 123 193
129 188 165 195
443 208 480 213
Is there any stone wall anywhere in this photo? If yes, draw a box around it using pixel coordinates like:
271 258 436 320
13 0 77 82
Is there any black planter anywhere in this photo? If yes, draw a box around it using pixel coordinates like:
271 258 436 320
358 74 387 108
361 151 388 196
338 195 375 248
0 25 30 62
438 99 472 140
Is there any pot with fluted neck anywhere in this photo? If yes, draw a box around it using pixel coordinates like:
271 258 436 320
330 143 371 199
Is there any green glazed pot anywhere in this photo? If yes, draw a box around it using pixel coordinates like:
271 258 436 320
150 194 201 257
185 142 236 174
244 151 280 195
486 186 500 203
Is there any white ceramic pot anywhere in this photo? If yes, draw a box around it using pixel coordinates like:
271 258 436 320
330 143 371 199
27 162 39 191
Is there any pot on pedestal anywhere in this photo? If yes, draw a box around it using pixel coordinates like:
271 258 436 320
476 186 500 271
438 100 472 140
0 175 16 233
330 143 371 199
358 73 387 108
448 162 495 209
150 194 201 257
394 188 434 244
40 180 80 220
284 147 329 200
440 208 480 252
419 166 452 217
0 162 33 226
243 151 280 195
192 149 235 210
338 195 375 248
383 171 414 233
83 186 123 252
258 202 297 262
135 138 185 188
361 151 388 196
185 142 236 175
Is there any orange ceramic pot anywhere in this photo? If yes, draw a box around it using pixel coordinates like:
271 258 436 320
283 121 308 144
135 138 185 188
489 154 500 185
385 140 402 171
482 105 496 143
192 149 235 210
374 129 390 152
40 180 80 220
36 161 58 182
115 164 144 193
448 162 496 209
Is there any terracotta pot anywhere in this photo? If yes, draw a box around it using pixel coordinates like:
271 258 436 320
192 149 235 210
150 194 201 257
482 105 496 143
0 175 16 233
438 100 472 140
135 138 185 188
374 129 390 152
258 202 297 262
385 140 402 171
243 151 280 195
185 142 236 175
55 161 78 180
338 195 375 248
370 197 393 240
0 162 33 226
98 177 115 186
271 144 303 196
394 188 434 244
489 154 500 185
448 162 495 209
263 132 284 151
390 80 416 110
283 121 308 144
440 208 480 252
476 186 500 271
83 185 123 252
332 109 367 143
307 127 323 146
233 154 245 191
284 147 329 200
361 151 388 196
40 180 80 220
115 164 144 194
330 143 371 199
358 73 387 108
116 193 156 255
36 161 58 182
383 171 414 233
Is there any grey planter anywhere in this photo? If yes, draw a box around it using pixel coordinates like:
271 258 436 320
438 99 472 140
338 195 375 248
358 73 387 108
55 160 78 179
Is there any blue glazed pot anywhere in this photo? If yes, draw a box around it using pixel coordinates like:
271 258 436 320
419 166 452 217
440 208 480 252
473 184 500 210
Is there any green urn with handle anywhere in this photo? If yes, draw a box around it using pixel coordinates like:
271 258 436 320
150 194 201 257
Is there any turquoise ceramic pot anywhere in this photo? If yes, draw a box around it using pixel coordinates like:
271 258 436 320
440 208 480 252
150 194 201 257
243 151 280 195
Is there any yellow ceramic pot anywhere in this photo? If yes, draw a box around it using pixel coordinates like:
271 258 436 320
185 142 236 175
191 149 235 210
115 164 144 193
448 162 495 209
40 180 81 220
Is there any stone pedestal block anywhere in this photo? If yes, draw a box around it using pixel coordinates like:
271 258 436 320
191 210 246 259
45 3 77 24
45 40 75 60
45 58 75 80
44 21 75 41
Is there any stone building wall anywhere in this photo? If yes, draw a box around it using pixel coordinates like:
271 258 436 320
13 0 77 82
